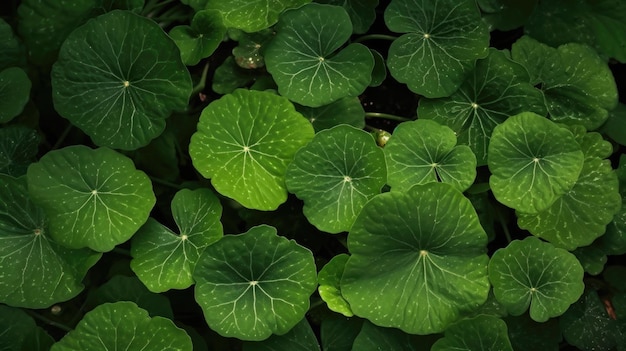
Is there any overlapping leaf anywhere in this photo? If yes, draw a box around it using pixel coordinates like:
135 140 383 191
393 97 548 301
242 318 321 351
431 315 513 351
341 183 490 334
0 67 31 123
0 305 54 351
169 10 226 66
316 0 379 33
285 125 386 233
205 0 310 32
295 97 365 132
477 0 537 31
131 188 223 292
0 18 24 70
26 145 156 252
0 125 39 176
318 254 353 317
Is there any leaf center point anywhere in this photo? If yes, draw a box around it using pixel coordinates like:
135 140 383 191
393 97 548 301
181 234 188 241
243 146 250 153
471 102 479 109
423 33 431 39
33 228 42 236
318 56 325 62
343 176 352 183
532 157 540 163
91 189 98 196
249 280 258 286
419 250 428 257
122 80 130 88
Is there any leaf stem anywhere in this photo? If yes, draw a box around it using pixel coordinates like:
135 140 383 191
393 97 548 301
191 63 210 96
365 112 411 122
52 123 73 150
353 34 398 43
495 208 512 243
149 176 184 190
25 310 72 332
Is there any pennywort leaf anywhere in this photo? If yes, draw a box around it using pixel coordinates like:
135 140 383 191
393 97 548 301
0 125 39 177
318 254 353 317
205 0 311 32
169 10 226 66
431 315 513 351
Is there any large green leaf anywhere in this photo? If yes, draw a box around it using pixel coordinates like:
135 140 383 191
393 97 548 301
0 174 101 308
384 0 490 97
318 254 353 317
488 112 584 214
193 225 317 341
131 188 223 292
189 89 314 210
0 125 39 176
51 10 192 150
341 182 490 334
488 237 585 322
316 0 379 34
264 3 374 107
511 36 618 130
320 316 363 351
26 145 156 252
285 125 386 233
384 119 477 192
0 305 54 351
242 318 321 351
51 301 192 351
205 0 310 32
0 67 31 123
418 49 547 165
431 315 513 351
169 10 226 66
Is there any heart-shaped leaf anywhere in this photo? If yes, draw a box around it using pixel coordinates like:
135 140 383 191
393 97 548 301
318 254 353 317
384 0 489 97
341 182 490 334
189 89 314 210
169 10 226 66
488 236 585 322
384 119 477 192
205 0 311 32
26 145 156 252
0 125 39 176
50 301 192 351
431 315 513 351
0 67 31 123
488 112 584 214
285 125 386 233
0 174 101 308
193 225 317 341
51 10 192 150
264 3 374 107
131 188 223 292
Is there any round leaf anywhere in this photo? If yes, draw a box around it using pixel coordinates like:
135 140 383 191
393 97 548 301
242 318 321 351
431 315 513 351
131 188 223 292
0 125 39 176
285 125 386 233
316 0 379 34
264 3 374 107
488 236 585 322
169 10 226 66
193 225 317 341
295 97 365 132
205 0 310 32
189 89 314 210
51 10 192 150
318 254 353 317
50 301 192 351
384 0 490 97
384 119 477 192
320 316 363 351
0 67 31 123
488 112 584 214
0 174 101 308
341 183 490 334
26 145 156 252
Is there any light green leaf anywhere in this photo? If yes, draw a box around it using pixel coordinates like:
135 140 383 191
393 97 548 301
0 67 31 123
316 0 379 34
431 315 513 351
193 225 317 341
285 125 386 233
205 0 311 32
51 301 192 351
242 318 321 351
26 145 156 252
295 97 365 132
341 183 489 334
488 112 584 213
0 305 54 351
189 89 315 210
488 237 585 322
0 125 39 177
169 10 226 66
0 174 101 308
51 10 192 150
384 0 490 97
318 254 353 317
384 119 477 192
418 49 547 165
131 188 223 292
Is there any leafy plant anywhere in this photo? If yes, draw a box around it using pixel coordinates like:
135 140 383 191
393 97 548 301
1 0 625 350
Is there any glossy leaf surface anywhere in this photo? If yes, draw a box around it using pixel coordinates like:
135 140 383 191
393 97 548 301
318 254 353 317
431 315 513 351
316 0 379 34
295 97 365 132
169 10 226 66
205 0 310 32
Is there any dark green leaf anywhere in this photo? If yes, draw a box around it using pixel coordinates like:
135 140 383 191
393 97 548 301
242 318 321 351
0 67 31 123
205 0 311 32
169 10 226 66
295 97 365 132
0 125 39 177
316 0 379 34
560 290 619 351
431 315 513 351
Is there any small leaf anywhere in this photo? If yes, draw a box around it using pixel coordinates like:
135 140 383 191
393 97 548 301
368 49 387 87
231 28 274 69
384 119 477 192
131 188 223 292
205 0 311 32
189 89 314 210
295 97 365 132
478 0 537 31
488 237 585 322
0 125 39 176
320 316 363 351
0 67 31 123
169 10 226 66
50 301 192 351
431 315 513 351
0 305 54 351
242 318 321 351
193 225 317 341
26 145 156 252
265 3 374 107
285 125 386 233
316 0 379 34
318 254 353 317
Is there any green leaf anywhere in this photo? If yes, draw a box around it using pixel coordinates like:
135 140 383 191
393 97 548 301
0 305 54 351
51 301 192 351
285 125 386 233
0 125 39 177
320 316 363 351
242 318 321 351
341 183 490 334
295 97 365 132
511 36 618 130
418 49 547 165
131 188 223 292
0 174 101 308
504 313 561 351
478 0 537 31
488 237 585 322
193 225 317 341
231 28 274 69
26 145 156 252
169 10 226 66
189 89 314 210
384 0 490 97
0 18 25 70
572 244 608 276
205 0 311 32
265 3 374 107
604 266 626 292
212 56 265 94
487 112 584 214
431 315 513 351
0 67 31 123
601 103 626 146
318 254 353 317
384 119 477 192
368 49 387 87
51 10 192 150
351 321 426 351
316 0 379 34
